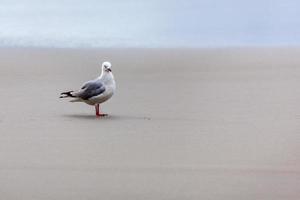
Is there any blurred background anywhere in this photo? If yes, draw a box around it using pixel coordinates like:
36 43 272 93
0 0 299 48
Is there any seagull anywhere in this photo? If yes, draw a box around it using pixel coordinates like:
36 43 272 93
60 61 116 117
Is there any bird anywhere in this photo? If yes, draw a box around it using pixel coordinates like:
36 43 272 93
60 61 116 117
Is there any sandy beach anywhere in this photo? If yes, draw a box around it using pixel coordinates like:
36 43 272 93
0 47 299 199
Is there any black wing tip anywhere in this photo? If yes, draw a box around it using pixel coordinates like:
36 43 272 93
60 91 75 98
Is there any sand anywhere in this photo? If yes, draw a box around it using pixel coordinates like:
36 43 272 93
0 47 299 199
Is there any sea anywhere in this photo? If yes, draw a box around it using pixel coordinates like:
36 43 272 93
0 0 299 48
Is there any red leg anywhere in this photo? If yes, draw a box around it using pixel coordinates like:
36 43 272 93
95 104 107 117
95 104 100 116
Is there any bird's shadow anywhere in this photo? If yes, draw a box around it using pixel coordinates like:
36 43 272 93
62 114 151 121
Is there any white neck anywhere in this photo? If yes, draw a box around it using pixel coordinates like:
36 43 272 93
99 71 115 85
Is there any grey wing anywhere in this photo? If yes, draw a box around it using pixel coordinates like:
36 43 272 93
75 80 106 100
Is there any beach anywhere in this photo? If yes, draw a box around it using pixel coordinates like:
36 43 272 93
0 47 299 199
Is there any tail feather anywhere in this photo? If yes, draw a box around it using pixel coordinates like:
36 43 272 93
60 91 75 98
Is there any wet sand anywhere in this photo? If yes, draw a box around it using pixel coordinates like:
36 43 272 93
0 48 299 199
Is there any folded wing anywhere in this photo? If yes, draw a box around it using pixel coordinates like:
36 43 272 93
74 80 106 100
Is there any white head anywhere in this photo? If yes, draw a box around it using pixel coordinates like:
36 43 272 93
102 61 112 73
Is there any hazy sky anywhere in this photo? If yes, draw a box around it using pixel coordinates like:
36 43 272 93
0 0 299 47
